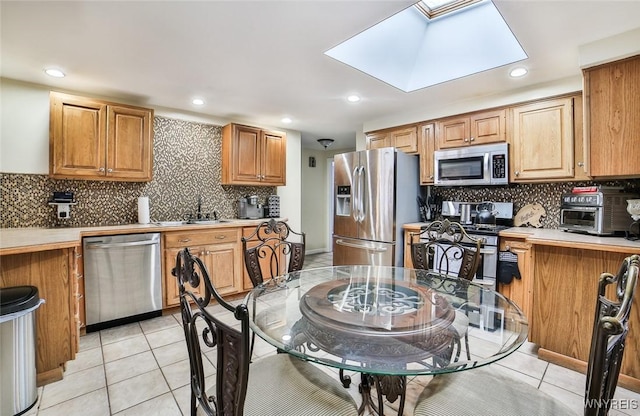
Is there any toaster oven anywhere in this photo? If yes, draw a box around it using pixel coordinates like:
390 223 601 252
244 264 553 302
559 187 638 235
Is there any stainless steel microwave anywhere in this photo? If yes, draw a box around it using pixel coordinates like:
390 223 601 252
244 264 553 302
434 142 508 186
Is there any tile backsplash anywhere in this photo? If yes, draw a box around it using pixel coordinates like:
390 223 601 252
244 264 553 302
431 179 640 229
1 116 274 228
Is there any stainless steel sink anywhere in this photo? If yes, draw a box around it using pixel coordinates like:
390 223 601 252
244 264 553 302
185 219 233 225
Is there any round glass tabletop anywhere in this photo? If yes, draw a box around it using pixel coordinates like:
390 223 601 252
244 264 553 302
246 265 528 376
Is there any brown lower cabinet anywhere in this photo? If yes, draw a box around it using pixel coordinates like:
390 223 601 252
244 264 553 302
164 228 243 307
0 248 80 386
497 238 533 319
530 245 639 392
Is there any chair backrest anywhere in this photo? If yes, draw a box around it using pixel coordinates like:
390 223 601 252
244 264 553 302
242 219 306 287
409 219 482 280
584 254 639 416
173 247 251 416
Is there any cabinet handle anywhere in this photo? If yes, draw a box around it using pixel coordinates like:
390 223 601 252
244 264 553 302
429 175 433 179
215 235 226 240
76 274 83 280
470 137 475 142
505 245 511 251
99 167 105 172
256 175 261 179
464 138 469 142
577 162 584 167
515 171 520 176
77 293 84 300
179 238 191 243
78 322 86 329
107 168 113 173
205 250 211 255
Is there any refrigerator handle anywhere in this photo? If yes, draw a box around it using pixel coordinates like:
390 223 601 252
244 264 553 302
335 239 389 253
352 166 359 221
358 166 365 222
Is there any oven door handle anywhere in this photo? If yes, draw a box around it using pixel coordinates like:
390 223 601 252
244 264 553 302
479 247 497 255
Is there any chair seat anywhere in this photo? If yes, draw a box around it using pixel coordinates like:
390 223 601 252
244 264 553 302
201 354 358 416
413 366 573 416
452 310 469 337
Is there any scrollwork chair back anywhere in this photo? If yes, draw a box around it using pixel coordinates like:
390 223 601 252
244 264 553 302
409 219 482 280
242 219 306 287
173 247 251 416
585 254 639 416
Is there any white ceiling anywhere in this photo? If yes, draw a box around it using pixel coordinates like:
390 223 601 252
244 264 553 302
2 1 640 151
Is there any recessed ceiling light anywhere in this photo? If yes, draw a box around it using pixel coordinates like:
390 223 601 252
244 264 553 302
192 98 205 105
44 68 65 78
347 95 361 103
509 67 528 78
281 117 292 124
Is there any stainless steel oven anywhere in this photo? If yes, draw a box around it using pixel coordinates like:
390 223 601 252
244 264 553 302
421 228 501 329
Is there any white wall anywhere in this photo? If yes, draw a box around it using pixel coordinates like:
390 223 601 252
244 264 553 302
0 79 51 173
301 147 354 253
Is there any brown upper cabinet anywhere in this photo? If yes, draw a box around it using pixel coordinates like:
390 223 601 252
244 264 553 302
436 108 506 149
584 54 640 178
222 123 286 186
509 96 577 182
418 123 435 185
365 126 419 154
49 92 153 181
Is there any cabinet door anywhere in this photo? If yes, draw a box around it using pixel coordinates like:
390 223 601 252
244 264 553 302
50 92 107 179
200 242 240 296
391 127 418 154
224 124 261 184
436 116 470 149
106 105 153 181
260 130 286 185
497 239 532 319
510 97 574 181
585 55 640 178
366 132 392 149
470 109 505 145
419 123 435 185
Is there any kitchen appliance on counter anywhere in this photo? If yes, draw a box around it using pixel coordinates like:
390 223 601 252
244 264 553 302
83 233 162 332
333 147 419 267
238 195 264 219
559 186 639 236
434 142 508 186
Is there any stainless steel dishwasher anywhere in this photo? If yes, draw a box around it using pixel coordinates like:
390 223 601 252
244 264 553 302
83 233 162 332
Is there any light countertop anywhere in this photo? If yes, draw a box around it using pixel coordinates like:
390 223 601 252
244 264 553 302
0 219 280 255
403 222 640 254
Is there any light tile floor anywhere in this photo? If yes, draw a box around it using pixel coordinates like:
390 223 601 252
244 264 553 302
24 252 640 416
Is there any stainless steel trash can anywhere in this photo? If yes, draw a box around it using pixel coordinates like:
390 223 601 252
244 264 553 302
1 286 44 416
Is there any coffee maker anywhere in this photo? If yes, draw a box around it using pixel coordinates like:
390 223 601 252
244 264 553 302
238 195 263 219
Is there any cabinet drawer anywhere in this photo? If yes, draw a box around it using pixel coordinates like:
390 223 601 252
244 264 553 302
165 229 239 248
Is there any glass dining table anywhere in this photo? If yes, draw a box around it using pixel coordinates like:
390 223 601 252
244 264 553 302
245 265 528 415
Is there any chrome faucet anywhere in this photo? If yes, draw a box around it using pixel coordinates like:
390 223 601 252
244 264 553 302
197 195 203 220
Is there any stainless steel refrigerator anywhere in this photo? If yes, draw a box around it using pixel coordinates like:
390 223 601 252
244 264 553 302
333 147 419 266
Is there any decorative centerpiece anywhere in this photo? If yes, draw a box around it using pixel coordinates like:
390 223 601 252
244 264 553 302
627 199 640 221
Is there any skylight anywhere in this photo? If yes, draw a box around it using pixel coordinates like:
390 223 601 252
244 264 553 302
416 0 481 19
324 0 527 92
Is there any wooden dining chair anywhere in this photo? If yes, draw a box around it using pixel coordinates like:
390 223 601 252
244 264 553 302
409 219 483 361
413 254 639 416
172 247 358 416
242 218 306 287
